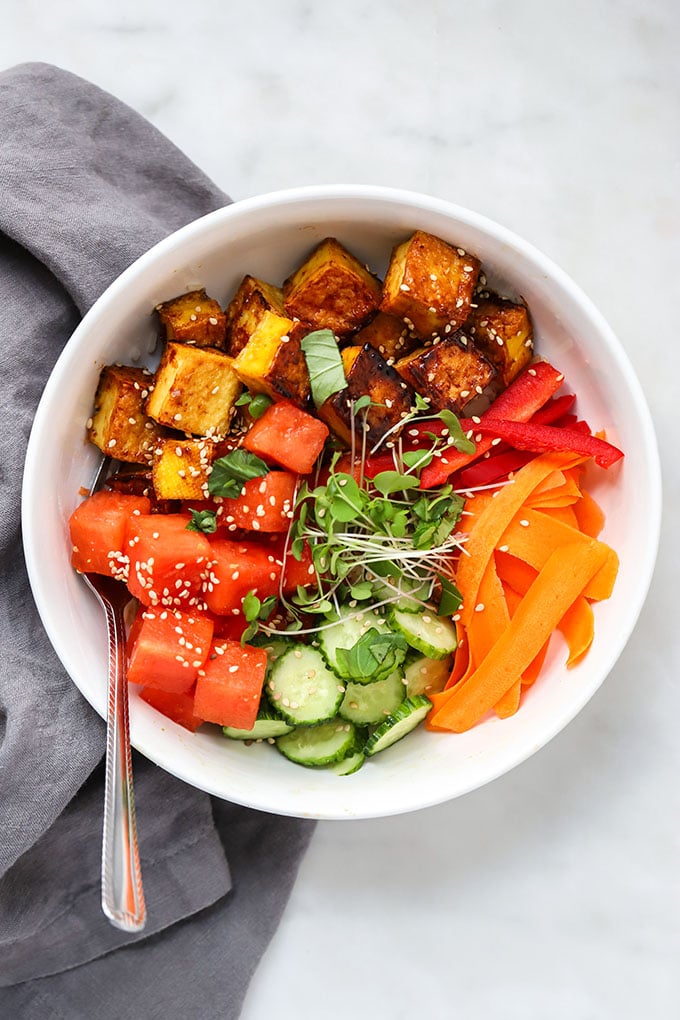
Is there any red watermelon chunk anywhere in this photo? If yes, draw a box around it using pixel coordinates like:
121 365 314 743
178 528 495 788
203 538 282 616
127 607 214 693
139 685 205 732
242 400 329 474
217 470 297 533
193 638 268 730
124 513 212 609
69 490 151 578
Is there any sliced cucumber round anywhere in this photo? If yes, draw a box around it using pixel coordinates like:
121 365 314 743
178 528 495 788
222 705 294 741
339 669 406 725
404 654 452 698
370 574 431 611
363 695 432 756
390 608 457 659
267 644 345 725
318 605 388 675
328 750 365 775
276 718 360 767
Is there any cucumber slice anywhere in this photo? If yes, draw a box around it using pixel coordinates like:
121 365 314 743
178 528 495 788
251 636 292 670
371 574 431 611
404 654 452 698
267 644 345 725
363 695 432 756
318 605 388 675
222 704 294 741
339 669 407 725
328 750 365 775
390 608 457 659
276 718 360 767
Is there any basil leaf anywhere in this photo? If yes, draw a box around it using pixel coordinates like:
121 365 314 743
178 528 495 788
372 470 421 496
300 329 347 407
437 575 463 615
437 409 476 455
185 508 217 534
208 449 270 498
335 628 408 680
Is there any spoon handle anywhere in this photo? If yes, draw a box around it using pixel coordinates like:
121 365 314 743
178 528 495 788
99 592 146 931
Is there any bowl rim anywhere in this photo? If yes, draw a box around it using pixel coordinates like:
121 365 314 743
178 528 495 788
21 184 662 818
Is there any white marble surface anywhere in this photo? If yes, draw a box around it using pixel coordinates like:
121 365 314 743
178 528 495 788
3 1 679 1016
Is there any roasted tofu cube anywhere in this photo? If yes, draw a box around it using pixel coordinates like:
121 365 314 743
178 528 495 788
224 275 289 358
467 296 533 386
353 312 420 363
380 231 481 338
156 289 227 348
145 342 242 437
395 334 497 414
232 319 310 407
89 365 166 463
152 438 216 500
318 344 415 447
283 237 382 336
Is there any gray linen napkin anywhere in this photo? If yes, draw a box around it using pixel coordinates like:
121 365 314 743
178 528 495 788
0 62 314 1018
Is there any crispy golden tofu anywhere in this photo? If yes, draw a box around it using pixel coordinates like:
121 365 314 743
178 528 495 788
89 365 166 463
156 288 227 348
224 275 289 357
395 334 497 414
232 318 310 407
151 437 216 500
145 342 242 437
380 231 481 338
468 296 533 386
353 312 420 363
283 237 382 336
318 344 415 446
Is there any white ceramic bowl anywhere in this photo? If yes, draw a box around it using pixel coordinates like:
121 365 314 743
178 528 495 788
22 186 661 819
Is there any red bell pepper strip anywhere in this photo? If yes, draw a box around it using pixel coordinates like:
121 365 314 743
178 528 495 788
455 449 536 489
419 361 565 488
472 418 624 468
529 393 576 426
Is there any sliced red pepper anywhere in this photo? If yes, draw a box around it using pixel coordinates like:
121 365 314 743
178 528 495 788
419 361 566 488
472 419 624 468
454 449 536 489
530 393 576 425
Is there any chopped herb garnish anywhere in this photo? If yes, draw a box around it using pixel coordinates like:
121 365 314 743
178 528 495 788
185 508 218 534
208 449 270 499
300 329 347 407
335 629 409 681
235 390 273 419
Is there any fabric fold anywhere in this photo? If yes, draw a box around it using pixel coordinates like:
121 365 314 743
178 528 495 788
0 61 315 1010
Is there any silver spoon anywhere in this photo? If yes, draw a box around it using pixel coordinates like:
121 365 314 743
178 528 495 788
82 459 146 931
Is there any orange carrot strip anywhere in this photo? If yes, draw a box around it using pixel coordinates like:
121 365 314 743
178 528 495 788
495 680 521 718
583 546 619 601
500 508 601 574
456 452 588 628
429 539 608 732
495 551 538 595
557 596 594 666
573 488 606 538
539 504 580 528
501 582 550 686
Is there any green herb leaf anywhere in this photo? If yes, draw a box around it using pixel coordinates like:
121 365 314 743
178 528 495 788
353 394 373 414
401 449 434 472
234 391 273 419
208 449 270 498
372 470 422 496
438 409 476 455
242 591 262 622
414 393 431 411
335 628 408 680
185 508 218 534
300 329 347 407
437 574 463 615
